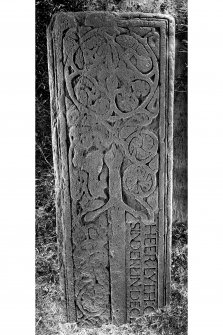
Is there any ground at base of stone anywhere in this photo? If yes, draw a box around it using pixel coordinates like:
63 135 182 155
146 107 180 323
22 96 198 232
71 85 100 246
59 322 158 335
36 276 187 335
58 295 187 335
60 323 138 335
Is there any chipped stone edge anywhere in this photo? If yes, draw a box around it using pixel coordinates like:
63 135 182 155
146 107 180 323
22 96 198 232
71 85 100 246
49 11 175 21
47 16 77 322
165 16 175 306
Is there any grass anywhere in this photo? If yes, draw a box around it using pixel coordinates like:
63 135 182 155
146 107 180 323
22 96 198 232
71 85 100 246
36 1 187 334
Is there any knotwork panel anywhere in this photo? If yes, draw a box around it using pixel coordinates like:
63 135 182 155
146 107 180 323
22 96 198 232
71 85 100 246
47 11 175 326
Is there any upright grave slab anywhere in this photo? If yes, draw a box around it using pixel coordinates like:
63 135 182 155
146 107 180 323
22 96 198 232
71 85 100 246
47 11 175 326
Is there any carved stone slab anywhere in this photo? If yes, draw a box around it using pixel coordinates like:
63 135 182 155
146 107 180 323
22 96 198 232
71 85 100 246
47 11 175 326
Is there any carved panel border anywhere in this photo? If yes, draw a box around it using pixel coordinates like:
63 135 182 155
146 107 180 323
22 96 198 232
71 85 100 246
47 11 175 326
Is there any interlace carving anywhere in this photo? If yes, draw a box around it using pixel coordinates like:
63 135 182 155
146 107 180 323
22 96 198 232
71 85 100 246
48 12 174 326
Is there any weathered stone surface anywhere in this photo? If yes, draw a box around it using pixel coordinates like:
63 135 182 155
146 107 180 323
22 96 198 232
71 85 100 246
173 38 187 223
47 11 175 326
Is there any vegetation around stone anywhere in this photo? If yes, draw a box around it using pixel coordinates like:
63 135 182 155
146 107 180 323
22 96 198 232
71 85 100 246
36 1 187 334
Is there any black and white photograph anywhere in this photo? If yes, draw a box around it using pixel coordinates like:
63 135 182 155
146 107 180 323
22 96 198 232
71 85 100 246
36 1 187 334
1 1 223 335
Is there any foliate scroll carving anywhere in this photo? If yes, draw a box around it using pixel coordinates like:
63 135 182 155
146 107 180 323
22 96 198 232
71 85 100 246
72 213 110 326
123 164 156 198
47 11 174 326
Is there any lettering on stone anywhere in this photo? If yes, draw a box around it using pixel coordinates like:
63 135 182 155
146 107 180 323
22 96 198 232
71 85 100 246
47 11 175 326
